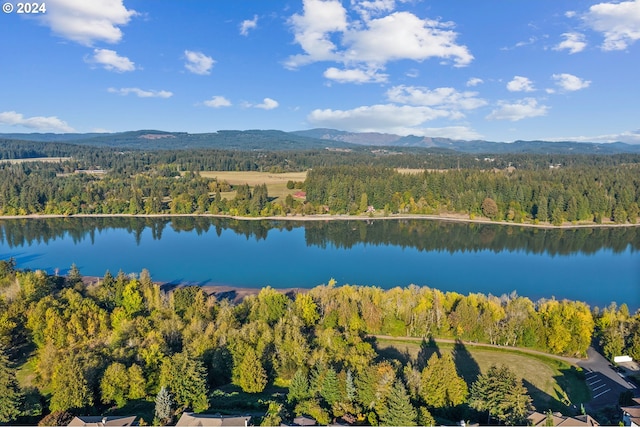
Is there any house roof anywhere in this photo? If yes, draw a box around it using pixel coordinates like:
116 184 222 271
176 412 251 427
622 405 640 425
527 411 599 426
67 416 137 427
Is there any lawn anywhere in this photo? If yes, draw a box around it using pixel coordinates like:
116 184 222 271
375 338 590 413
199 171 307 201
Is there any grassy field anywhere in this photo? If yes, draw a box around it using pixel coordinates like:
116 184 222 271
0 157 71 164
375 338 590 413
199 171 307 201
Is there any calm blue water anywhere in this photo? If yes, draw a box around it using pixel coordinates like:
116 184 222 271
0 217 638 309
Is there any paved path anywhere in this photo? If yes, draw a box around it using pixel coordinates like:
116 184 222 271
372 335 583 364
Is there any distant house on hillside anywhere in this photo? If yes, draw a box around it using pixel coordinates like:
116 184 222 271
176 412 252 427
527 411 599 426
67 415 137 427
293 191 306 199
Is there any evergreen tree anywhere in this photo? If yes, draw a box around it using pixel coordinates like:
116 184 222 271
50 355 92 412
345 369 356 402
288 369 310 403
234 347 267 393
379 380 417 426
469 364 532 425
0 350 22 423
160 353 209 412
420 353 468 408
154 386 173 426
100 362 129 407
320 367 340 406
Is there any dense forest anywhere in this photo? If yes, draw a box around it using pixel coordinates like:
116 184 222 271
1 261 637 425
1 139 639 225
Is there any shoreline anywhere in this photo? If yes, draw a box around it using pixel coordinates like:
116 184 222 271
1 212 639 229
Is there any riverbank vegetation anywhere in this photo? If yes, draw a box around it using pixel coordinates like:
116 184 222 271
1 140 639 226
1 262 637 425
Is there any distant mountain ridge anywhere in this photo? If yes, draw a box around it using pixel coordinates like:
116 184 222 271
292 128 640 154
2 128 640 154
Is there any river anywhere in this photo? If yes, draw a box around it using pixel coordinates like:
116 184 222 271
0 217 638 309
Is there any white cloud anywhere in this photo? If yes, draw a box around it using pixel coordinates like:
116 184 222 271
203 96 232 108
416 126 482 140
87 49 135 72
323 67 388 83
184 50 215 75
342 12 473 67
553 32 587 54
0 111 75 132
386 85 487 111
486 98 549 121
240 15 258 36
351 0 397 20
108 87 173 98
39 0 137 46
466 77 484 87
584 0 640 50
565 11 577 18
286 1 472 72
547 130 640 144
308 104 452 131
255 98 279 110
507 76 535 92
551 73 591 91
286 0 348 68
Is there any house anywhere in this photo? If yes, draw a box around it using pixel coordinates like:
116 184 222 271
527 411 599 426
176 412 252 427
622 397 640 426
67 415 137 427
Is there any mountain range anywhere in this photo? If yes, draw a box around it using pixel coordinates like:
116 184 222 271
2 128 640 155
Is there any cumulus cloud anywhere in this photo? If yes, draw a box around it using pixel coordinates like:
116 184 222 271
584 0 640 50
203 96 232 108
307 104 481 138
547 130 640 144
286 1 472 74
0 111 75 132
323 67 388 83
39 0 137 46
551 73 591 91
386 85 487 111
108 87 173 98
308 104 452 130
553 32 587 54
486 98 549 121
87 49 135 72
184 50 215 75
240 15 258 36
466 77 484 87
351 0 397 20
254 98 279 110
507 76 535 92
286 0 348 67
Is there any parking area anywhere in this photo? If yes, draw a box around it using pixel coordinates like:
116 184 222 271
579 347 638 410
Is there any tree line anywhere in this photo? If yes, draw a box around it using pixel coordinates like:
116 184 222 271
0 262 630 425
304 165 640 224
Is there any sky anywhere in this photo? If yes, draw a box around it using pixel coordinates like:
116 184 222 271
0 0 639 143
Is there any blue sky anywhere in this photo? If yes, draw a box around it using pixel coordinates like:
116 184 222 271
1 0 639 143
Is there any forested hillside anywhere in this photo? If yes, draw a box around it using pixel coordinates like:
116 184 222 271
1 262 635 425
1 142 638 225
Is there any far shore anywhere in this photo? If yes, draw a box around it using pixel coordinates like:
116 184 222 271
1 212 639 230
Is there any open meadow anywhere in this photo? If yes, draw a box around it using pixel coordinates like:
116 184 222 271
199 170 307 201
374 337 590 413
